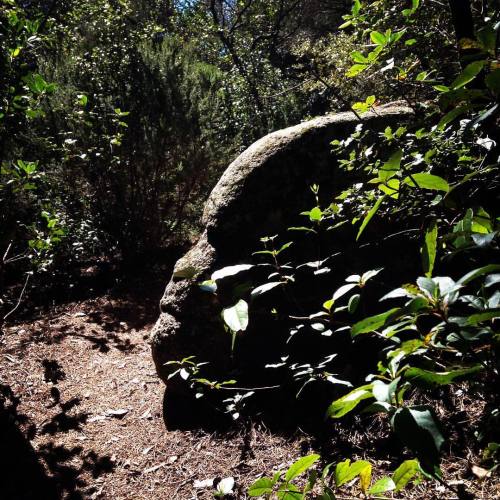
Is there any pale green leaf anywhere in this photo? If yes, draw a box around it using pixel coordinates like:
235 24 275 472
392 459 420 491
222 299 249 332
356 196 385 241
421 219 438 277
368 476 396 494
326 385 374 418
404 173 449 192
285 454 320 482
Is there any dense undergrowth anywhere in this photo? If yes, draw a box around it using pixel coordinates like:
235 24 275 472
1 0 351 319
164 1 500 497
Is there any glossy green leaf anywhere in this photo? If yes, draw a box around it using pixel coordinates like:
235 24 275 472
356 196 385 241
404 173 449 192
466 309 500 324
437 104 469 130
326 384 373 418
391 407 444 471
348 294 361 313
404 365 483 388
284 454 320 482
248 477 276 497
222 299 249 332
211 264 253 281
450 60 486 89
251 281 283 298
392 459 420 491
351 308 401 336
421 219 438 278
458 264 500 286
332 283 358 302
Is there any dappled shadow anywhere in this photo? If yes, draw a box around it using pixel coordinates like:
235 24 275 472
42 359 66 384
65 329 135 354
84 297 156 332
40 397 88 435
13 320 138 354
36 443 115 499
5 286 159 354
0 384 115 500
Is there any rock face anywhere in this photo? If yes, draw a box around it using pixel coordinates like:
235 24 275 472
151 104 414 386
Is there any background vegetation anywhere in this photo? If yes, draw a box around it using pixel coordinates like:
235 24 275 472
0 0 368 316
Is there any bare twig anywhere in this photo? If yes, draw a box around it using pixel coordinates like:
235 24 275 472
2 242 12 263
3 272 30 321
216 384 281 392
262 78 314 100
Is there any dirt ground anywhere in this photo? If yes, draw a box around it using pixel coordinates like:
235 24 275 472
1 292 499 499
0 294 305 500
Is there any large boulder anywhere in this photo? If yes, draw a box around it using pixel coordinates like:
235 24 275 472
151 104 414 388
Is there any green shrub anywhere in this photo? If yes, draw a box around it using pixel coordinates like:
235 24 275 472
168 0 500 485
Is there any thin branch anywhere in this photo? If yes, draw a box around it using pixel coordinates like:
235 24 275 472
2 242 12 263
262 78 314 99
3 273 30 321
215 384 281 392
313 73 364 122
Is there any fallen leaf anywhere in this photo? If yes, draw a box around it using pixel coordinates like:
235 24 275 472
471 465 491 480
144 462 166 474
88 415 107 423
193 478 214 489
105 409 128 418
139 409 152 419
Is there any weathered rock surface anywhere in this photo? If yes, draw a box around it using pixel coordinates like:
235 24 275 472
151 104 414 385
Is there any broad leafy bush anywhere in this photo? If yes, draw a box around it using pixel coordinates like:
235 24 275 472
247 454 422 499
168 0 500 488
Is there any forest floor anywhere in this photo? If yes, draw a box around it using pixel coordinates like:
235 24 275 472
0 289 305 500
1 285 499 499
